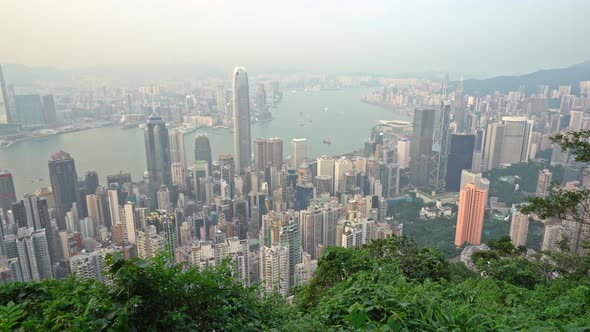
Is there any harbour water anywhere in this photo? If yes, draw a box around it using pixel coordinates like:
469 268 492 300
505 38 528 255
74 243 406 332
0 88 410 195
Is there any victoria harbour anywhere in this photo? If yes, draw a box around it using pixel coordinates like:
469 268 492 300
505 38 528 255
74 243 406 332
0 88 409 194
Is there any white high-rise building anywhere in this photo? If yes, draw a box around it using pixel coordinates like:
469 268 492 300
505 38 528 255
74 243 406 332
460 170 490 192
291 138 308 169
124 202 137 244
336 218 376 248
509 211 529 247
3 228 53 282
171 162 186 190
169 128 186 166
70 248 114 283
500 116 533 166
233 67 252 173
542 220 564 252
334 157 352 194
189 237 250 285
107 189 120 225
397 138 411 169
137 225 165 258
483 123 505 171
536 169 553 198
259 243 290 296
317 156 335 178
157 185 171 212
569 111 584 132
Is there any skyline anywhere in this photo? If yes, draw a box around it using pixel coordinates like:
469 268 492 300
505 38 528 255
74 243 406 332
1 1 590 76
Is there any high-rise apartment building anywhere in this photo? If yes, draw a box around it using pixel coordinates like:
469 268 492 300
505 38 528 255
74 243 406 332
459 170 490 192
454 183 487 246
536 169 553 198
410 109 435 186
171 162 186 191
144 113 173 210
3 228 53 282
233 67 252 173
84 170 99 196
69 248 114 283
509 211 529 247
259 243 289 296
569 110 584 131
48 151 80 230
291 138 308 169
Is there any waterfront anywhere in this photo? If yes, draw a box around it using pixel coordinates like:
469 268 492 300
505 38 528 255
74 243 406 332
0 88 410 195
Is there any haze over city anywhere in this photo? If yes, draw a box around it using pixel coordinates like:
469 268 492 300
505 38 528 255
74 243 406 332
1 1 590 330
2 0 590 75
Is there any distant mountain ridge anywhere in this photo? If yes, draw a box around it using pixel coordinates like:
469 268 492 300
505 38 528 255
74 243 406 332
460 60 590 95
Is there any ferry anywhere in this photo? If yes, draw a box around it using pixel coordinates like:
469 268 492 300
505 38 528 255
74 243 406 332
323 138 331 145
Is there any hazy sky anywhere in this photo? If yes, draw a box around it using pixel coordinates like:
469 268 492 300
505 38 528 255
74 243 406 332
2 0 589 75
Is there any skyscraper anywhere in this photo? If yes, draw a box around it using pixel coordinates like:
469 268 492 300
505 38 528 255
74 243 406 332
41 95 57 127
144 113 173 210
397 138 411 169
482 123 505 171
445 134 475 192
410 109 435 186
265 138 283 167
216 85 226 113
194 134 212 174
3 228 53 282
219 154 235 198
454 80 465 132
500 116 533 167
536 169 553 198
84 170 99 196
168 128 186 166
15 94 44 127
0 64 11 124
233 67 252 173
0 170 16 217
509 211 529 247
254 138 267 170
291 138 308 169
454 183 487 246
48 151 80 230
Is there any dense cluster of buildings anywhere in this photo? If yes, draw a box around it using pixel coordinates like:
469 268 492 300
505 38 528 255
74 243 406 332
1 64 590 291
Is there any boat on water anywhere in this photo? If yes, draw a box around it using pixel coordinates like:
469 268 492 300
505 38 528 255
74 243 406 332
323 138 331 145
138 123 147 129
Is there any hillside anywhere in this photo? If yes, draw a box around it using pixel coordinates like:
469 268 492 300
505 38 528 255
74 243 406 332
460 60 590 95
1 236 589 331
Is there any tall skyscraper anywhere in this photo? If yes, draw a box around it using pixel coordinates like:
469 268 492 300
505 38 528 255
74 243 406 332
509 211 529 247
48 151 80 230
482 123 505 171
454 80 465 132
0 64 11 124
500 116 533 167
233 67 252 173
454 183 487 246
84 170 99 196
194 134 212 174
0 170 16 217
334 157 352 194
254 138 268 170
22 193 50 231
216 85 226 113
41 95 57 127
445 134 475 192
569 110 584 132
15 94 45 127
536 169 553 198
86 194 106 227
144 113 173 210
291 138 308 169
219 154 235 198
169 128 186 166
259 243 290 296
265 138 283 167
410 109 435 186
397 138 411 169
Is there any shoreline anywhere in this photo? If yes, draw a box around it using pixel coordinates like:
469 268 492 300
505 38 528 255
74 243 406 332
0 121 114 150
